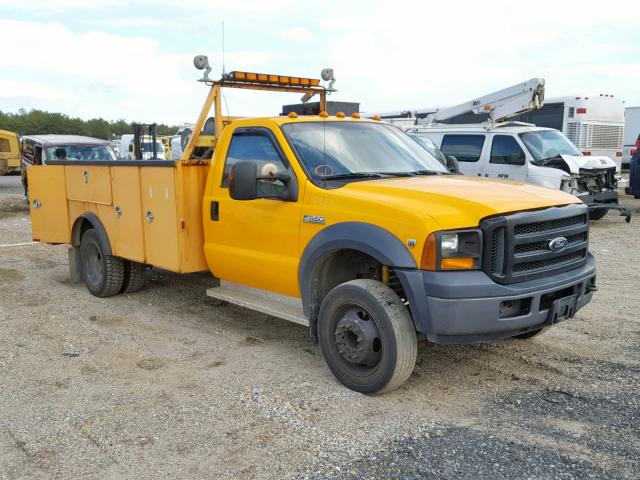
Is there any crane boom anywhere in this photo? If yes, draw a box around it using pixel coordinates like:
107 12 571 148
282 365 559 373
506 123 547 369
423 78 545 124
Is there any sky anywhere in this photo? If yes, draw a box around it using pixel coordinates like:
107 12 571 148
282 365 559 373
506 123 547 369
1 0 639 125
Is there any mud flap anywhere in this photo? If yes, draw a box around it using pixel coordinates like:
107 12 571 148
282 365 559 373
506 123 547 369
546 294 578 325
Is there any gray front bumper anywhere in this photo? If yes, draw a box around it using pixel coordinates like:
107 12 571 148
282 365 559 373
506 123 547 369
395 253 596 344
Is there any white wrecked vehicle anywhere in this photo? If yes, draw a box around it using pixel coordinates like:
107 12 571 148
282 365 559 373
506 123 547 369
408 123 630 221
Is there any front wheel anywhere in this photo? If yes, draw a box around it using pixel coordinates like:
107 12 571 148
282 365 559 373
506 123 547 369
318 279 417 394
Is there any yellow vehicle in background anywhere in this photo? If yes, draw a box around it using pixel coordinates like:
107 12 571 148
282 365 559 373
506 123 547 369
0 130 20 175
27 57 597 393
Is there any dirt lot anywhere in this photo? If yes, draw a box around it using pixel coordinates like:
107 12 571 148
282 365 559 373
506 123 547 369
1 175 639 479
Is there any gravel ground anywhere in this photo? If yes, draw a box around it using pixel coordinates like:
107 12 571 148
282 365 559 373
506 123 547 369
1 175 639 479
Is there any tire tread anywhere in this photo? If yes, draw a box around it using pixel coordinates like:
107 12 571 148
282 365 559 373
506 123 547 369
121 260 146 293
319 279 417 394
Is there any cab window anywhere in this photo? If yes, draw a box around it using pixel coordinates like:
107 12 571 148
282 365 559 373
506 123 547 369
440 134 485 162
222 132 288 195
490 135 526 165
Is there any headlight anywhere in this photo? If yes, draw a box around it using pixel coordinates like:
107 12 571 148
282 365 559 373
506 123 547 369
441 233 459 255
421 229 482 271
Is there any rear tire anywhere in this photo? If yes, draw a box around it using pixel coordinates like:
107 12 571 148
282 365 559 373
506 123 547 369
120 260 147 293
318 279 417 394
80 229 124 297
588 209 608 221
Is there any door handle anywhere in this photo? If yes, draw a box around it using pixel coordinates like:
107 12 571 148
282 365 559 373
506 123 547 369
210 201 219 221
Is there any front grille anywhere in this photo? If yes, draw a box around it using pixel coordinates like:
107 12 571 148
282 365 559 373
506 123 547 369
513 232 585 255
514 215 585 235
482 205 589 284
512 250 586 273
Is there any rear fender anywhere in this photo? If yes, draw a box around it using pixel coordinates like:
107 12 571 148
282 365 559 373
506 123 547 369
71 213 112 255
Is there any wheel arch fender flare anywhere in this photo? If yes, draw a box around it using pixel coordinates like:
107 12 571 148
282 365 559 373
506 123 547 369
71 212 113 256
298 222 417 319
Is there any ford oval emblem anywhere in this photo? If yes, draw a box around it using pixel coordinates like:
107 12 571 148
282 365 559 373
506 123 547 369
548 236 568 252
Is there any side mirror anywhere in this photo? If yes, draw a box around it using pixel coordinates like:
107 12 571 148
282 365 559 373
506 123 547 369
229 162 258 200
446 155 460 174
229 161 296 201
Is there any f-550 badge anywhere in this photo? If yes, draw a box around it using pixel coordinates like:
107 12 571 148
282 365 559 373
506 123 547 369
303 215 325 225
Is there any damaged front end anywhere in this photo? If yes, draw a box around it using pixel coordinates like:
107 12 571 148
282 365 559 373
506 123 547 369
548 155 631 222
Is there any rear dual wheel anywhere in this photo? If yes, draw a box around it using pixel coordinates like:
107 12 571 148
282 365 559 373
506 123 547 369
80 229 146 297
318 279 417 395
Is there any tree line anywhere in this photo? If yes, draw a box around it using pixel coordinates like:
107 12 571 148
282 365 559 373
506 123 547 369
0 109 181 139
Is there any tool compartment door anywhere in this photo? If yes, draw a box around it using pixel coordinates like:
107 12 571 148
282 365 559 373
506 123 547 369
140 167 180 271
111 166 145 262
27 165 70 243
65 165 112 204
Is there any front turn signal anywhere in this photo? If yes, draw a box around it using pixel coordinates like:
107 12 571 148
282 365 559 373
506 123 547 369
441 257 476 270
420 233 437 270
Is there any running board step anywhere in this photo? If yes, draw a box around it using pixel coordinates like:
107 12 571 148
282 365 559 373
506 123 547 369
206 281 308 327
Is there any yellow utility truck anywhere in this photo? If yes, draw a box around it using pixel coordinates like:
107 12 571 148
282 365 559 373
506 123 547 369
0 130 20 175
27 57 597 393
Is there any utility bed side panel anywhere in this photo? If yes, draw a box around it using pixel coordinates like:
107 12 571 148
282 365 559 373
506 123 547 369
65 166 112 205
111 167 145 262
27 165 70 244
176 165 208 272
140 167 180 271
67 200 118 250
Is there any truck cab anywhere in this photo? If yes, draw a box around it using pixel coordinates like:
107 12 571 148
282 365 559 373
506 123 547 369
26 60 598 394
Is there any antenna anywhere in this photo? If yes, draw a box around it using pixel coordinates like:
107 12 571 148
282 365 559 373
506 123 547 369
222 21 226 76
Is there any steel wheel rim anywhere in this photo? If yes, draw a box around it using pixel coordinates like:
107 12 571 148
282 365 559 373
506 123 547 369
84 242 103 285
333 304 383 370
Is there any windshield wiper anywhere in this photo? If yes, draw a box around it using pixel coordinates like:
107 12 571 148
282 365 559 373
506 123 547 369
321 171 416 181
321 170 445 181
321 172 386 181
537 154 564 165
410 169 448 175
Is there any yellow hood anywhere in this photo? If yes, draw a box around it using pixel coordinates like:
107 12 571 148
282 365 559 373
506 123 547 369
339 175 580 230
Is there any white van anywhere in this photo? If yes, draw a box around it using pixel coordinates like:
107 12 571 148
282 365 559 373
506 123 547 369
410 122 629 221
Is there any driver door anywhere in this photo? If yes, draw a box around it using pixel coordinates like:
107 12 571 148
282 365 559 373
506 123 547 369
482 134 528 182
204 127 302 297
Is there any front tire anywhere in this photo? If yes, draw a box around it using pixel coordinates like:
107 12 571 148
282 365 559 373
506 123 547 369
80 229 124 297
318 279 417 394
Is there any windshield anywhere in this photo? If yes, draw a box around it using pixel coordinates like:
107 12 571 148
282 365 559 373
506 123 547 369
281 122 449 181
47 145 116 161
519 130 582 161
408 133 448 166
